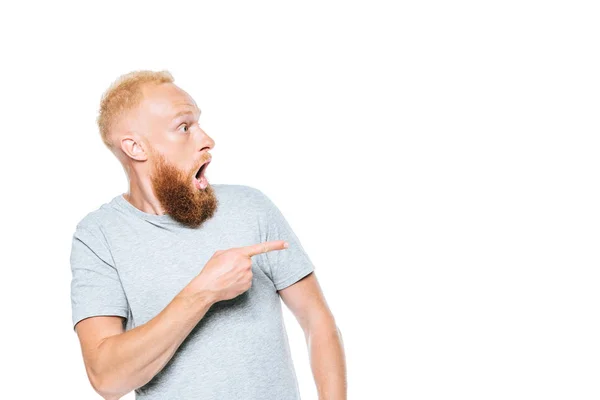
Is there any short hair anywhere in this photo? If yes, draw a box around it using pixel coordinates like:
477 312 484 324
97 70 174 150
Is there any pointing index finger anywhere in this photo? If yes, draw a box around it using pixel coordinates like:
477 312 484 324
241 240 289 257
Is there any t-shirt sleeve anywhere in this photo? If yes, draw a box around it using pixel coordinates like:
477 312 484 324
70 219 130 331
254 189 316 291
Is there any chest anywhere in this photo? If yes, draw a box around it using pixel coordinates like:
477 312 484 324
107 217 278 327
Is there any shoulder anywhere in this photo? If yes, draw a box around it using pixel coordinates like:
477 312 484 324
212 183 273 209
69 210 115 268
72 198 116 242
212 183 265 198
71 211 106 250
73 210 102 235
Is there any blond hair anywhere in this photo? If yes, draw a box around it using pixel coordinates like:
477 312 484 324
97 70 174 150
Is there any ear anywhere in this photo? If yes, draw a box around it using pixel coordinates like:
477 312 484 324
120 134 149 162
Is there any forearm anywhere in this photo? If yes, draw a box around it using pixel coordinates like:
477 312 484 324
307 322 347 400
92 288 215 399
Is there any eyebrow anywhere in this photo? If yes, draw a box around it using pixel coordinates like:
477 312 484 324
171 108 201 122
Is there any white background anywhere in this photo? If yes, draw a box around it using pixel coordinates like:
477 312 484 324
1 1 598 399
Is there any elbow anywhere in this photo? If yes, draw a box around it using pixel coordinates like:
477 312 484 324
85 342 129 399
89 369 124 400
93 378 123 400
99 392 121 400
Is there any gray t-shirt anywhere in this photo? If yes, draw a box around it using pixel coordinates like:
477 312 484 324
70 184 315 399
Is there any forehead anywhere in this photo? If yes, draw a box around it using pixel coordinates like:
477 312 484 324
138 82 199 120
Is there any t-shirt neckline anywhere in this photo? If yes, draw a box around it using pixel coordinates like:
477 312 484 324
114 194 183 225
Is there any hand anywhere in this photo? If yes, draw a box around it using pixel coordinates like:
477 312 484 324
187 240 289 303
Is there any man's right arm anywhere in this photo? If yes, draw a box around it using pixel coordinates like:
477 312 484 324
76 287 215 400
73 239 287 400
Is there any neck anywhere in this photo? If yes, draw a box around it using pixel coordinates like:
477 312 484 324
124 178 166 216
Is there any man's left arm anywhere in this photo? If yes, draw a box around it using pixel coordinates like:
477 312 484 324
279 272 347 400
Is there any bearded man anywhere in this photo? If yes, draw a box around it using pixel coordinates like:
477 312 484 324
69 70 346 399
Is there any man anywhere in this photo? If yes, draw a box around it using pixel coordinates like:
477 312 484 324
69 70 347 399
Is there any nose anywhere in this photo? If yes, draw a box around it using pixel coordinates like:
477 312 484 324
198 128 215 152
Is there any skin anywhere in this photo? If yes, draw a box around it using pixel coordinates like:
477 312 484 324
115 81 217 228
76 81 347 399
279 274 348 399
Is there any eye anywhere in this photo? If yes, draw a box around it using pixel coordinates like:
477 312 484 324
178 123 189 133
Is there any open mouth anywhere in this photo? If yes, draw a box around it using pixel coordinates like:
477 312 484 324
193 155 212 190
195 160 210 179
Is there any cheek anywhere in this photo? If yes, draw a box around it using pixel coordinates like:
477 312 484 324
170 151 193 174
